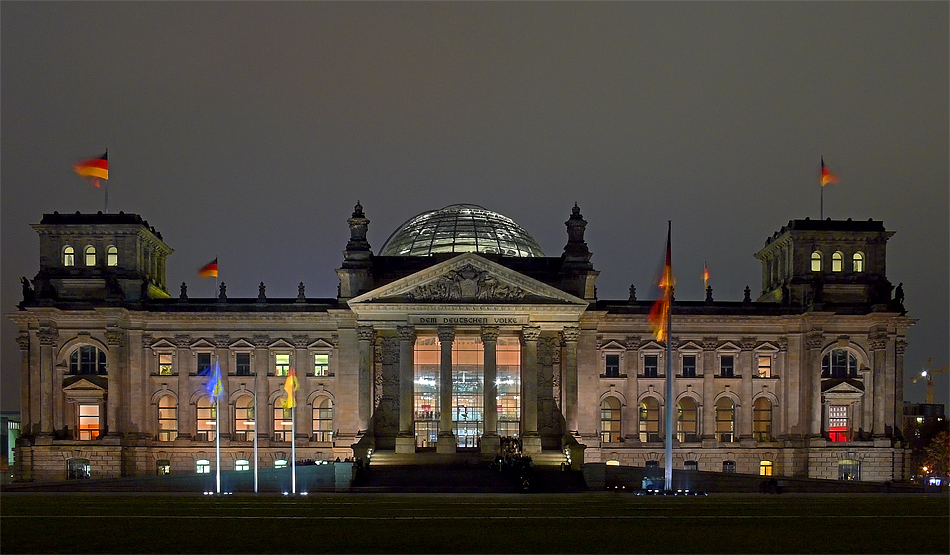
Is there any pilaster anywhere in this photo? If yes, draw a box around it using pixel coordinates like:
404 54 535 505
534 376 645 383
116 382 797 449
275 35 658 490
396 325 416 454
521 325 541 454
357 325 374 433
480 326 500 456
562 326 580 436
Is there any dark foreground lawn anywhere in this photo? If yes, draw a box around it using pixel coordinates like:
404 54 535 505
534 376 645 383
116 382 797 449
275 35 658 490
1 492 947 554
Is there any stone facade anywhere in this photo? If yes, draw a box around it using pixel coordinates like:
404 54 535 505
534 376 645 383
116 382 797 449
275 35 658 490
10 207 914 483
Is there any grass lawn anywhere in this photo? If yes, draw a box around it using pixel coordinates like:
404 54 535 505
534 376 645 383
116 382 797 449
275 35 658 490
2 492 947 554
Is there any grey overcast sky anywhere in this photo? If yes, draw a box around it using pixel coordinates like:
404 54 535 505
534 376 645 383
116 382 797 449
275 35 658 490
2 2 947 411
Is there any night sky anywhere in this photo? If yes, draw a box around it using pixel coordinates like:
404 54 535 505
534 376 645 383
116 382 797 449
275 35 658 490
2 2 947 412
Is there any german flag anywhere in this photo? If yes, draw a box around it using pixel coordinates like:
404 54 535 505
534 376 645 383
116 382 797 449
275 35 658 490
198 258 218 278
74 151 108 186
648 224 673 342
820 157 838 187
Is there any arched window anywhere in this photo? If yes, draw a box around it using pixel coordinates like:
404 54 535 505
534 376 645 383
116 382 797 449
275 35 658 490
760 460 773 476
63 246 75 267
600 397 621 443
753 397 772 441
106 245 118 267
312 398 333 442
715 397 735 443
822 349 858 378
639 397 660 443
69 345 107 375
84 245 96 266
852 252 864 272
196 396 216 442
677 397 698 442
157 395 178 441
233 395 254 442
832 251 843 272
273 403 292 441
811 251 822 272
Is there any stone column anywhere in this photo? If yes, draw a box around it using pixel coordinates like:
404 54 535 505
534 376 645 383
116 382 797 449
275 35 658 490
37 327 57 435
253 335 270 441
357 325 374 433
215 335 231 439
105 328 125 437
17 333 32 435
396 325 416 454
480 326 500 455
521 325 541 454
775 337 788 438
805 330 824 439
437 326 456 453
175 335 193 440
739 337 756 441
562 326 580 436
700 337 717 443
891 338 907 436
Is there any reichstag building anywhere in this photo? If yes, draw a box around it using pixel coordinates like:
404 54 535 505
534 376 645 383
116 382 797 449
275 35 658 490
10 203 914 482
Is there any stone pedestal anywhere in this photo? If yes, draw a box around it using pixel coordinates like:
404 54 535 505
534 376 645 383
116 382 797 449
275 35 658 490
395 434 416 454
436 433 457 454
480 434 500 457
522 433 541 455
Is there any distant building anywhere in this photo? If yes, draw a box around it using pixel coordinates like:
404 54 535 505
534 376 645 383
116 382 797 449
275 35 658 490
9 205 914 483
1 411 21 472
903 402 946 441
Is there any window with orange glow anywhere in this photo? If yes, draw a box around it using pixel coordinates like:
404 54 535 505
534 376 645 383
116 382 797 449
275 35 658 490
78 404 100 440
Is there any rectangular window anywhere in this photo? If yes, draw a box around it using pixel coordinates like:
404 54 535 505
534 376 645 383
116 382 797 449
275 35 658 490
158 353 173 376
720 355 735 378
682 355 697 378
196 459 211 474
757 355 772 378
723 460 737 474
235 353 251 376
605 354 620 377
196 353 212 375
829 405 849 442
313 353 329 377
274 407 293 441
643 355 658 378
760 460 773 476
157 460 171 475
78 404 100 440
275 354 291 377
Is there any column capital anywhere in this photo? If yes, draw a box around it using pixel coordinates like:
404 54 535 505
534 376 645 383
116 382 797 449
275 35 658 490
561 326 580 343
252 334 270 348
175 334 192 348
37 326 58 347
215 334 232 349
702 336 718 351
740 337 757 350
480 326 499 342
397 325 415 342
805 330 824 350
895 338 907 355
105 328 125 348
292 334 310 349
357 325 375 342
521 325 541 342
868 331 888 350
141 333 154 349
437 326 455 343
16 332 30 351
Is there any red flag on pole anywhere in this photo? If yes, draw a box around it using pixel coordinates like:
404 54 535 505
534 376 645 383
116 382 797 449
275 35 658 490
74 151 109 187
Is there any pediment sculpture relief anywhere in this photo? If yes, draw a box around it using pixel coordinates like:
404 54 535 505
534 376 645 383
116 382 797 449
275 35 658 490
406 264 527 302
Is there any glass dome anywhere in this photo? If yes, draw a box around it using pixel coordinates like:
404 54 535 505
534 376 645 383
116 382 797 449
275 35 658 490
379 204 545 257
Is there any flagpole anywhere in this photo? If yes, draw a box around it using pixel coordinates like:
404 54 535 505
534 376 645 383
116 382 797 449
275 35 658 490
253 370 259 493
104 180 109 214
215 359 221 495
664 221 674 492
291 400 297 494
820 182 823 220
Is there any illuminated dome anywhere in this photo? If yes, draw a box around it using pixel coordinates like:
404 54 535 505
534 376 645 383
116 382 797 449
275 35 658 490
379 204 545 257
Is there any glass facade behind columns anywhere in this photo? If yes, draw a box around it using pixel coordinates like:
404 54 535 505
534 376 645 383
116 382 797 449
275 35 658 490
413 334 522 448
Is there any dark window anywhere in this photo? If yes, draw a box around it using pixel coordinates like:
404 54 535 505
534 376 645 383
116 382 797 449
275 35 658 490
645 460 660 469
684 460 699 471
643 355 658 377
720 355 735 378
605 354 620 377
822 349 858 378
682 355 697 378
722 460 737 474
67 458 91 479
69 345 107 375
196 353 212 375
235 353 251 376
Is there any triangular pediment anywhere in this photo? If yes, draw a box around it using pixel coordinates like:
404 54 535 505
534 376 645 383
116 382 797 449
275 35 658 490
63 375 107 391
755 342 779 353
190 338 215 350
717 341 741 353
677 341 703 352
349 253 588 306
822 379 865 394
639 340 665 351
229 339 256 350
149 338 177 351
308 338 335 350
600 340 627 351
268 339 294 350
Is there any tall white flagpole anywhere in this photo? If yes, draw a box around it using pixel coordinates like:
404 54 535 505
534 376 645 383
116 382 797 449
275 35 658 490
253 370 259 493
215 362 221 495
664 222 674 492
291 401 297 494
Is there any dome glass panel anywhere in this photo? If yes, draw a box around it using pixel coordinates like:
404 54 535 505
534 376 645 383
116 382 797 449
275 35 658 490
379 204 545 257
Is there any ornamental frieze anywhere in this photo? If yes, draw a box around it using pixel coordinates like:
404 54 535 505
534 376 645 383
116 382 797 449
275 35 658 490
405 264 527 302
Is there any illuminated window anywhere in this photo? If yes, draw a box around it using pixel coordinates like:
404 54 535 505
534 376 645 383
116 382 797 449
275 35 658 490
677 397 698 442
158 353 173 375
719 355 735 378
196 459 211 474
832 251 843 272
275 354 291 377
811 251 822 272
822 349 858 378
838 459 861 481
67 458 91 479
496 338 522 438
722 460 737 474
852 252 864 272
313 353 330 377
69 345 107 375
196 353 212 375
682 355 696 378
78 404 100 440
413 335 440 447
84 245 96 266
63 246 75 266
605 354 621 377
757 355 772 378
274 459 288 469
753 397 772 441
312 398 333 442
233 395 254 441
601 397 622 443
157 460 171 475
196 397 216 441
828 405 849 442
235 353 251 376
639 397 660 442
106 245 118 267
643 355 658 378
273 405 293 442
760 460 773 476
715 397 735 442
235 459 250 472
157 395 178 441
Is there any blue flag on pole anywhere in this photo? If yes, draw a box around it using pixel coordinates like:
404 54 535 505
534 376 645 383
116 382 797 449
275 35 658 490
205 360 224 403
